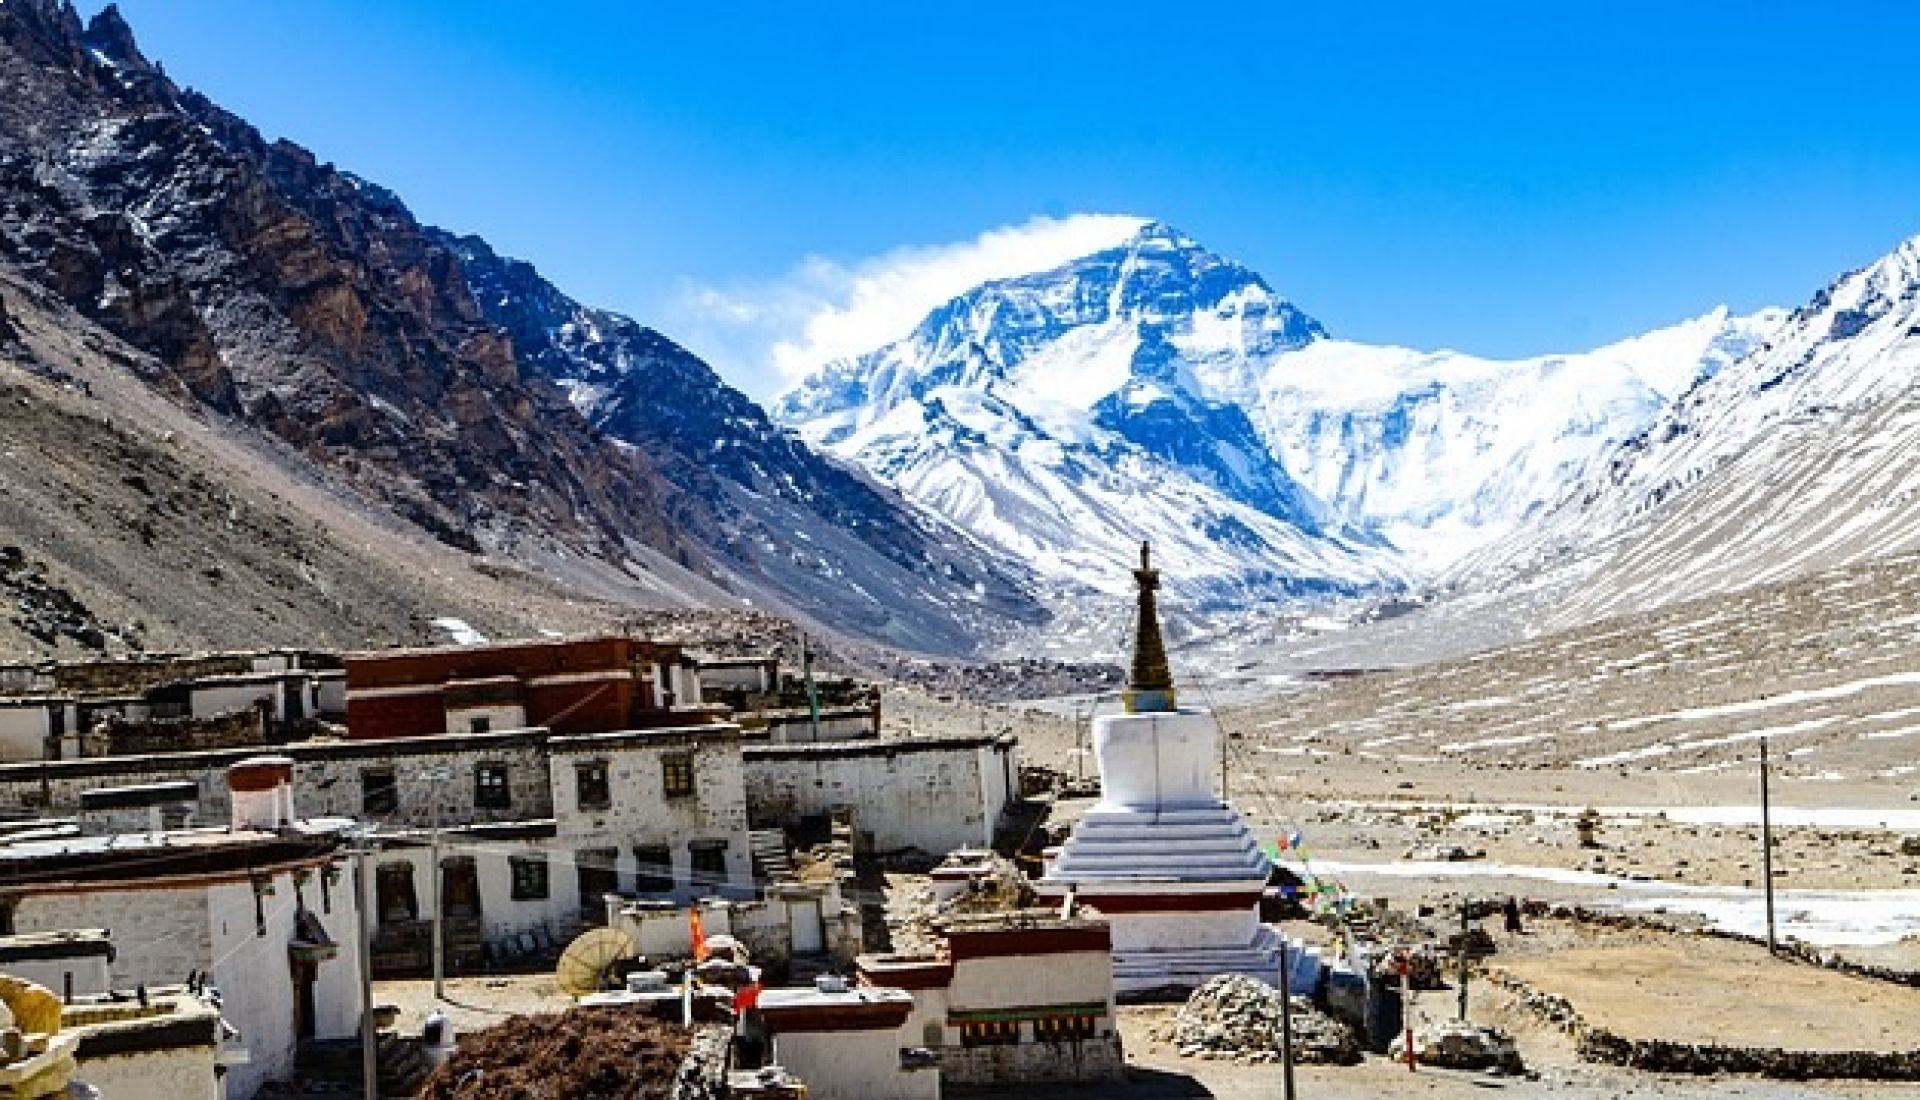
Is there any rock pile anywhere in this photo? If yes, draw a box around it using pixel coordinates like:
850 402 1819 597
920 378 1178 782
1392 1020 1524 1074
1168 975 1361 1065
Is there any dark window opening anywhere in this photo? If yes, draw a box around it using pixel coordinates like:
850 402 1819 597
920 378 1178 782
469 715 492 734
575 761 611 811
662 752 696 799
475 763 511 810
441 856 482 920
362 769 399 817
576 847 619 915
375 862 418 924
510 855 550 901
634 844 674 894
689 840 729 892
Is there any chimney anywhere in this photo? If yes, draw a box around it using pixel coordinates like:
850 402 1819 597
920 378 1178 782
227 755 296 832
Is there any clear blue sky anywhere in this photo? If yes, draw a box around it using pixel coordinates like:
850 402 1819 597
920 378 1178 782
105 1 1920 398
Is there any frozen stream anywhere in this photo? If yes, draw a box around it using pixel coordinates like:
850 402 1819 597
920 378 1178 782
1304 858 1920 946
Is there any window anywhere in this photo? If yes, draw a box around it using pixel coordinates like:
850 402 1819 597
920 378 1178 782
475 763 511 810
958 1020 1020 1047
510 855 549 901
662 752 696 799
576 848 619 914
689 840 729 891
362 769 398 817
1033 1015 1099 1043
375 862 418 923
633 845 674 894
469 715 491 734
575 761 610 811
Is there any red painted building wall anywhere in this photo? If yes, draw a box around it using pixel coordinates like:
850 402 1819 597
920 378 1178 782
345 636 684 740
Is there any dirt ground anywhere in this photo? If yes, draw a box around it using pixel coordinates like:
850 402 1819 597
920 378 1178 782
1500 919 1920 1051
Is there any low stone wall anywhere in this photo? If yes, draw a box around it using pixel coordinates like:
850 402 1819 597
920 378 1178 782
81 707 266 757
1486 964 1920 1081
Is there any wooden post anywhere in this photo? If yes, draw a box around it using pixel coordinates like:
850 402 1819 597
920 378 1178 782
1400 953 1416 1072
1279 938 1297 1100
1457 904 1471 1021
356 837 380 1099
1761 738 1777 953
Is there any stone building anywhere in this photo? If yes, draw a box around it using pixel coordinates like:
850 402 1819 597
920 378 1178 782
0 759 364 1100
0 649 344 763
743 733 1017 857
857 910 1124 1087
0 720 758 978
344 635 712 740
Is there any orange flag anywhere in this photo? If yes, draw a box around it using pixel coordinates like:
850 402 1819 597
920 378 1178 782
690 906 710 962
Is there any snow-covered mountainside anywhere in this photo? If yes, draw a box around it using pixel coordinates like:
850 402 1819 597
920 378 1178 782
776 220 1780 602
1219 306 1782 569
776 222 1398 605
1458 232 1920 628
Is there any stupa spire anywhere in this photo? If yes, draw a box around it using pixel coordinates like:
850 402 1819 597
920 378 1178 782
1125 541 1176 713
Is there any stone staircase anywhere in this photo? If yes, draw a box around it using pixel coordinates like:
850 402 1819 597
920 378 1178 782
748 828 793 882
292 1032 429 1096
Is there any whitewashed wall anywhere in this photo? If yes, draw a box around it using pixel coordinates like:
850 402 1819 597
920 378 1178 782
78 1041 220 1100
552 733 753 903
744 739 1017 856
772 1028 938 1100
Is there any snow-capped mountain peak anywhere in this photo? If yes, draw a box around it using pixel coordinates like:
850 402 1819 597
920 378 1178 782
776 220 1785 606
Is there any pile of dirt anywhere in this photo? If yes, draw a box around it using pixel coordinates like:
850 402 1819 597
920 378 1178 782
416 1008 693 1099
1166 975 1361 1065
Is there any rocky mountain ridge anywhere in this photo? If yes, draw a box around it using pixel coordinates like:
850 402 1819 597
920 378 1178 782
0 0 1041 657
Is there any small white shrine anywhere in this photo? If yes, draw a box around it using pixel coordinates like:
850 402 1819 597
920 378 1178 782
1038 543 1283 996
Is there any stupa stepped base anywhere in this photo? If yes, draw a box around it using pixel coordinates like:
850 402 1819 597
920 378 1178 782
1047 805 1268 882
1110 924 1287 997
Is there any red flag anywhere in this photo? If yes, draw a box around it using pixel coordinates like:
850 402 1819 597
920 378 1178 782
690 907 710 962
733 982 762 1012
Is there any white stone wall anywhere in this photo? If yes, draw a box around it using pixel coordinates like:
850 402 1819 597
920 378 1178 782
208 863 363 1100
744 739 1017 857
77 1042 221 1100
0 952 111 997
766 711 873 743
13 859 363 1100
371 835 587 944
12 889 212 989
947 950 1113 1020
294 745 554 827
610 883 861 970
0 741 555 829
553 733 753 904
0 703 51 762
773 1028 938 1100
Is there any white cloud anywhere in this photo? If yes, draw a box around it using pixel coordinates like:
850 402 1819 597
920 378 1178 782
672 213 1148 401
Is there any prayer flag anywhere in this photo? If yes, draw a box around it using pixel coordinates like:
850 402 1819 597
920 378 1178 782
690 906 710 962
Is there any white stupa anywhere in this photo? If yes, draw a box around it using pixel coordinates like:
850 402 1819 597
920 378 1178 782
1039 543 1283 995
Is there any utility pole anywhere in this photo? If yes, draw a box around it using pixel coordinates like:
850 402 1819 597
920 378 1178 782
423 766 453 1001
355 834 379 1100
801 634 820 742
1457 903 1471 1021
1073 701 1086 784
1278 937 1297 1100
1760 738 1777 953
